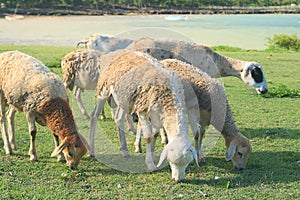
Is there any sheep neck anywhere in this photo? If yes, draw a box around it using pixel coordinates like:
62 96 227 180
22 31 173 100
162 107 188 141
39 98 78 139
211 51 244 78
220 105 240 139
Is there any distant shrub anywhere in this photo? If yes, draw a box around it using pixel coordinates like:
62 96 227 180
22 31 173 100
266 33 300 51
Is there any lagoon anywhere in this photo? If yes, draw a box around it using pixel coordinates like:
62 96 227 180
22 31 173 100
0 14 299 49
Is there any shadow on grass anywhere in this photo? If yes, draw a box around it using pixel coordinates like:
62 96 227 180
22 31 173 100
185 150 300 188
241 127 300 140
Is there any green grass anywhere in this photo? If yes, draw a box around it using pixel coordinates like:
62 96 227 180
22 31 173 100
0 44 299 199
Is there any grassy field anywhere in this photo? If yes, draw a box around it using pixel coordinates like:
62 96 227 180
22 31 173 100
0 44 299 199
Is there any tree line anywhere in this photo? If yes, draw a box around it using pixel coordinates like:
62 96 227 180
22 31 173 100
1 0 300 10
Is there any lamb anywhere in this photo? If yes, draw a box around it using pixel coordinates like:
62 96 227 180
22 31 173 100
0 51 87 169
81 34 268 94
61 48 105 120
89 50 198 182
146 59 252 169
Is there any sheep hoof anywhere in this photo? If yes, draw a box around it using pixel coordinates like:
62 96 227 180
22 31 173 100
123 154 130 158
128 129 137 135
11 144 18 150
146 163 157 172
122 152 130 158
198 155 206 163
4 146 13 155
134 149 142 153
5 152 14 156
29 158 39 162
88 153 95 158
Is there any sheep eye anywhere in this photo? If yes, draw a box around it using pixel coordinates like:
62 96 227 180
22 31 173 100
237 152 243 158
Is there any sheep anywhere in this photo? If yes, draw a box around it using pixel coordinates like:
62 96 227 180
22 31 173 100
89 50 198 182
77 34 133 53
81 34 268 94
61 49 137 134
0 51 88 169
156 59 252 169
126 37 268 94
61 48 105 120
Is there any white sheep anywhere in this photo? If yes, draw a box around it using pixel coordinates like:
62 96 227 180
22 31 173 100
77 34 133 53
90 50 198 182
161 59 252 169
81 35 268 94
127 37 268 94
61 49 105 120
61 49 137 134
0 51 88 169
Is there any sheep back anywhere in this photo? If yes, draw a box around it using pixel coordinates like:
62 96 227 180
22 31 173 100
0 51 67 112
61 49 102 90
96 50 149 95
114 64 176 115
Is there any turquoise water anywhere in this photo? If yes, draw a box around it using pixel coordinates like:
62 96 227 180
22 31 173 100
0 14 299 49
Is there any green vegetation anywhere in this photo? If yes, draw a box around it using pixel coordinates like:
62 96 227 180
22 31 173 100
0 44 299 199
266 84 300 98
266 33 300 51
1 0 300 10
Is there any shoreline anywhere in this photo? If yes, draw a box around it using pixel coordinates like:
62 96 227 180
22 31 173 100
1 6 300 17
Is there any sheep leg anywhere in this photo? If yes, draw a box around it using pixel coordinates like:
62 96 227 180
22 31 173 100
114 107 130 158
151 130 159 154
197 125 206 163
26 112 38 162
89 95 107 157
0 96 12 155
139 114 157 171
134 123 142 153
6 106 17 150
109 97 135 134
126 114 136 135
108 95 116 119
189 114 205 163
52 134 66 163
73 86 91 120
159 128 168 146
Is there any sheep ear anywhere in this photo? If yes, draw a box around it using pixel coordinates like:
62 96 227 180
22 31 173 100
157 145 169 168
51 139 69 157
226 142 237 161
190 146 199 167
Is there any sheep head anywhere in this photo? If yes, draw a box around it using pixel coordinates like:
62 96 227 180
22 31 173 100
240 62 268 94
51 133 88 170
225 134 252 170
37 97 88 169
157 136 198 182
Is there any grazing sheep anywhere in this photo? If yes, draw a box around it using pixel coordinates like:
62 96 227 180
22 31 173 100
90 50 198 182
0 51 87 169
81 34 268 94
162 59 252 169
127 37 268 94
61 49 105 120
77 34 133 53
61 49 136 134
